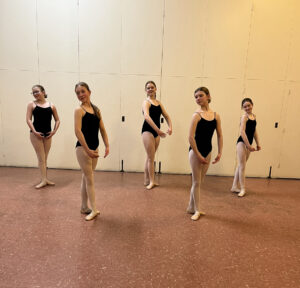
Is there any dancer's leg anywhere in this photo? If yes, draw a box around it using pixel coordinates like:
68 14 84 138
231 166 241 193
30 133 47 189
80 174 91 214
187 150 209 220
43 137 54 185
154 136 160 186
143 158 150 186
76 147 99 220
231 144 241 193
142 132 157 189
236 142 250 197
200 153 211 184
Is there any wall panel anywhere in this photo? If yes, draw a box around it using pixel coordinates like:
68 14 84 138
203 0 252 78
0 70 39 167
38 0 78 73
120 75 161 172
79 0 122 74
162 0 205 77
246 0 293 80
121 0 163 75
0 0 38 71
273 83 300 178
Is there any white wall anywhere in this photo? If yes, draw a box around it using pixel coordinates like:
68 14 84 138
0 0 299 178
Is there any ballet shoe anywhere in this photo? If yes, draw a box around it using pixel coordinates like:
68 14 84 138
80 208 92 215
85 210 100 221
238 189 246 197
191 211 205 221
146 182 155 190
35 181 47 189
231 187 240 193
144 182 150 186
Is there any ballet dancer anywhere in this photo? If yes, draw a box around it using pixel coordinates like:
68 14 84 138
231 98 261 197
26 85 60 188
141 81 172 189
187 87 223 221
74 82 109 221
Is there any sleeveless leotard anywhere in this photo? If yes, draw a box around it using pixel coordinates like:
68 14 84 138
189 112 217 157
76 109 100 150
237 116 256 145
141 102 162 138
32 103 53 136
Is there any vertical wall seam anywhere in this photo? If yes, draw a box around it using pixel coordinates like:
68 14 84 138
77 0 80 81
200 0 209 82
35 0 40 83
276 0 294 176
242 0 254 95
119 0 123 171
233 0 254 176
159 0 166 101
155 0 166 171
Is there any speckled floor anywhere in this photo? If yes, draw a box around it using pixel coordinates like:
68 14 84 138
0 167 299 288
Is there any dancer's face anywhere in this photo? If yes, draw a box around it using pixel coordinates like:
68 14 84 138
242 101 253 114
145 83 156 98
194 91 209 106
32 87 45 101
76 85 90 103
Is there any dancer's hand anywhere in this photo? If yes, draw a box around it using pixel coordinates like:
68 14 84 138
45 131 55 139
104 146 109 158
158 130 167 138
248 146 256 152
34 131 44 139
87 149 99 158
166 128 172 136
256 145 261 151
198 155 208 164
212 153 221 164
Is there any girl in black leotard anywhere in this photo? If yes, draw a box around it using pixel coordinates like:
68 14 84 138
187 87 223 221
74 82 109 221
26 85 60 189
142 81 172 190
231 98 261 197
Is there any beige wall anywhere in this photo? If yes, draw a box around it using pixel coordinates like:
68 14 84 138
0 0 299 178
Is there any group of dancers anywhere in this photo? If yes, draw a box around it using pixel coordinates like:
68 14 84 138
26 81 261 221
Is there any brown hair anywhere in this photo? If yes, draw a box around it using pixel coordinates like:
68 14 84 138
32 84 47 98
145 81 156 89
194 86 211 103
241 98 253 108
75 82 101 120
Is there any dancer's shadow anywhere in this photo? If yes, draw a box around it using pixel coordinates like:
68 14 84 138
205 213 297 243
86 215 144 247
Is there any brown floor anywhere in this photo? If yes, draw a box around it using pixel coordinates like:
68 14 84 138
0 167 299 288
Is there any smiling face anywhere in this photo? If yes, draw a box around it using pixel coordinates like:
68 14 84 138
75 85 90 103
32 86 45 101
194 90 210 106
242 100 253 114
145 82 157 98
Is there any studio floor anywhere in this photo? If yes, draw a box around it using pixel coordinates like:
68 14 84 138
0 167 299 288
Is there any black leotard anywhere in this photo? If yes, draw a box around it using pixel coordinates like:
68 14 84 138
237 116 256 145
141 102 162 138
189 112 217 157
76 109 100 150
32 104 53 136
